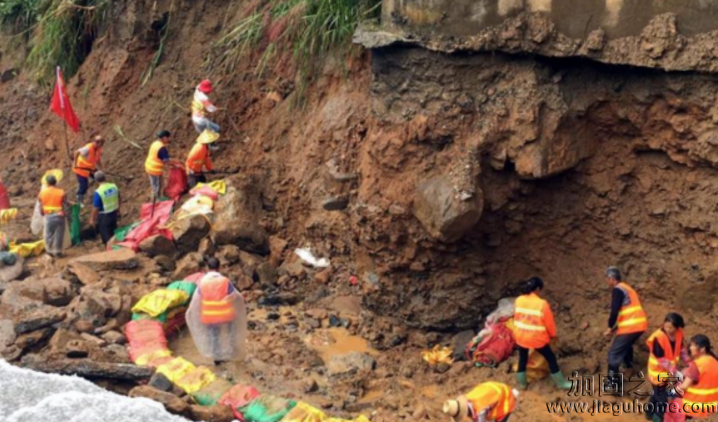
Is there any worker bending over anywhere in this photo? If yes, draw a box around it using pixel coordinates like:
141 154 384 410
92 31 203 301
603 267 648 382
145 130 173 201
89 171 120 245
191 80 220 134
646 313 688 422
186 130 219 189
73 135 104 204
513 277 572 390
38 175 68 258
443 382 518 422
678 334 718 419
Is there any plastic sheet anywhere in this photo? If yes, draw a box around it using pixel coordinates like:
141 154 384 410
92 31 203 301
421 345 454 366
184 272 205 284
0 179 10 210
179 195 214 216
117 201 174 251
165 166 188 201
189 186 219 201
70 204 81 246
294 248 330 268
195 180 226 195
465 322 515 367
241 395 296 422
186 289 247 362
31 200 43 236
132 289 189 317
191 378 234 406
219 385 260 410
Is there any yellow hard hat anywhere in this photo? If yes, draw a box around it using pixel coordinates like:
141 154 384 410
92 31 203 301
197 129 220 145
41 169 64 187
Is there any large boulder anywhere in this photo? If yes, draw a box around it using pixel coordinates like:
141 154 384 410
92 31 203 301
40 277 75 307
172 252 202 280
70 249 138 271
67 262 101 285
139 235 178 258
170 215 210 255
211 186 268 254
412 175 484 242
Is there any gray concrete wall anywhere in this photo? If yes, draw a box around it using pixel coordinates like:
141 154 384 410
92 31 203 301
383 0 718 39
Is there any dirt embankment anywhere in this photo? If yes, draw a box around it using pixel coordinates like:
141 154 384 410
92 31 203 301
3 1 718 421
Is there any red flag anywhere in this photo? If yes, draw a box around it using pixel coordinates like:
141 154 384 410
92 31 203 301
50 67 80 133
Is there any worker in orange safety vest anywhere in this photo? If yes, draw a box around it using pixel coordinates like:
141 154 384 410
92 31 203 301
198 257 237 364
645 313 689 421
185 130 219 189
38 174 68 258
603 266 648 384
442 382 519 422
73 135 104 204
145 130 174 201
677 334 718 419
513 277 572 390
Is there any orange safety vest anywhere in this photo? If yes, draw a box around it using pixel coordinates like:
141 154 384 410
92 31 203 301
514 293 554 349
199 275 235 324
145 140 166 176
74 142 101 178
466 382 516 421
185 143 213 174
615 282 648 335
646 328 684 385
683 355 718 418
39 186 65 215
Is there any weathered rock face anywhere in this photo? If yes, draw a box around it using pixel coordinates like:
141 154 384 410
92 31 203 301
139 235 178 258
70 249 138 271
172 252 203 280
327 352 376 376
0 255 24 284
129 385 190 415
170 215 210 255
211 185 268 254
412 175 484 242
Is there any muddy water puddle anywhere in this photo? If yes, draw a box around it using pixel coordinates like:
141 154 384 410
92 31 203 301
305 327 378 363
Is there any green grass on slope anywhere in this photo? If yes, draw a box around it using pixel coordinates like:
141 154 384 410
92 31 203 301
214 0 381 104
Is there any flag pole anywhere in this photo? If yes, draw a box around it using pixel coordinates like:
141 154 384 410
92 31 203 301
63 119 72 167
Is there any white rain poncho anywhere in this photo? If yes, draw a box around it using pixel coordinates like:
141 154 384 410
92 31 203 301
186 272 247 361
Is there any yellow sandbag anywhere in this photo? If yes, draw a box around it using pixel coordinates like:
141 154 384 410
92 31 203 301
282 402 327 422
131 289 189 317
505 317 515 333
134 349 173 366
156 357 196 383
326 416 371 422
0 208 18 225
511 349 550 381
9 240 45 257
196 180 226 195
41 169 64 187
175 366 216 394
421 344 453 366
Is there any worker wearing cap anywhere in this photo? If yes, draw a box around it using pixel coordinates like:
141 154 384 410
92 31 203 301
73 135 104 204
186 130 219 189
603 266 648 383
191 80 220 134
145 130 173 201
443 382 518 422
89 171 120 245
38 175 69 258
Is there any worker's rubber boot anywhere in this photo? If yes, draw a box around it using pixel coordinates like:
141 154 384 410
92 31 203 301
550 371 572 390
516 372 528 390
